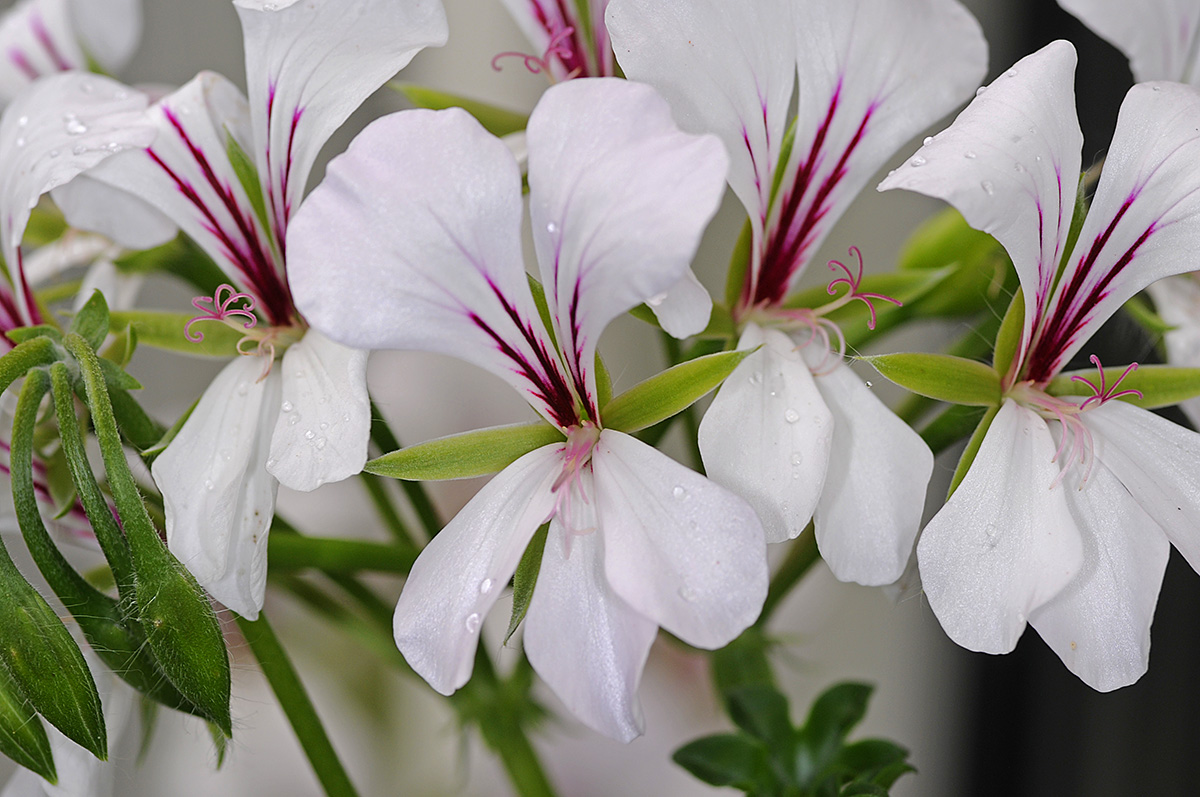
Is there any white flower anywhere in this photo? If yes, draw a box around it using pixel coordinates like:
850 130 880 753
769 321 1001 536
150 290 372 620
880 41 1200 690
287 78 768 741
606 0 987 585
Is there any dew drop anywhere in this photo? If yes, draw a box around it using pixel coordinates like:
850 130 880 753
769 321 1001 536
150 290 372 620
80 80 94 94
865 380 873 388
281 400 293 412
72 144 87 155
546 221 558 234
263 2 278 10
922 135 934 146
1009 133 1021 144
237 381 249 396
784 408 800 423
909 155 926 167
790 452 803 466
16 115 27 127
479 578 494 595
14 137 24 147
315 438 326 450
678 586 697 602
204 479 215 491
266 458 277 469
295 369 305 378
304 429 315 440
48 149 59 158
980 180 995 196
114 89 129 100
672 485 689 501
319 421 328 430
748 372 762 385
465 613 481 633
1013 162 1026 173
342 413 351 423
646 292 668 307
1152 85 1162 92
288 414 300 426
964 150 977 159
64 114 87 135
975 85 987 97
1006 68 1018 78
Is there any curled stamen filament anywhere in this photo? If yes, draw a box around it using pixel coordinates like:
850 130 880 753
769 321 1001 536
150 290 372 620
1070 354 1143 409
547 422 600 556
824 246 903 330
185 283 257 342
491 26 580 80
1010 382 1096 489
777 308 846 375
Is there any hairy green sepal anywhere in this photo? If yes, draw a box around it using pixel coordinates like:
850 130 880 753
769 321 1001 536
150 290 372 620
602 348 755 433
366 423 565 481
862 353 1001 407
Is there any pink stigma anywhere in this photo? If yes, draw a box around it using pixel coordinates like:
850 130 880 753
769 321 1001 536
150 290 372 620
825 246 902 330
1070 354 1143 410
185 284 258 342
491 26 580 79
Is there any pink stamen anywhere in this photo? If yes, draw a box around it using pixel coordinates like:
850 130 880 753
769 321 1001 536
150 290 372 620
1069 354 1143 410
185 284 258 342
776 308 846 375
547 422 600 557
491 26 581 80
825 246 903 330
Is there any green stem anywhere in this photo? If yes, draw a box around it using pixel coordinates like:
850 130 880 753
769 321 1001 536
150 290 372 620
369 402 441 538
360 472 420 552
267 535 415 575
755 525 819 627
468 648 557 797
235 613 361 797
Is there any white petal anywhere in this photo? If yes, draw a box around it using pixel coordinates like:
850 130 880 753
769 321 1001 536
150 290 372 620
524 524 656 742
234 0 447 235
267 329 369 492
644 268 711 340
288 108 576 427
1146 275 1200 426
592 429 767 649
50 173 176 249
1029 456 1169 692
917 399 1084 654
1080 398 1200 574
527 78 726 402
393 445 561 695
19 231 113 286
1030 80 1200 379
806 356 933 586
879 41 1083 359
0 0 87 103
698 325 833 543
152 355 281 619
67 0 141 75
750 0 987 305
606 0 794 277
1057 0 1200 84
0 72 155 323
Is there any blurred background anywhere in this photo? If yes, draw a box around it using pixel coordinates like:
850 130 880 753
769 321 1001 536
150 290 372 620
4 0 1197 794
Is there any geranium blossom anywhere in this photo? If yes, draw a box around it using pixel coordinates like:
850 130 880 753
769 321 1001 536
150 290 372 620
606 0 986 585
496 0 613 80
287 78 768 741
18 0 449 618
880 41 1200 690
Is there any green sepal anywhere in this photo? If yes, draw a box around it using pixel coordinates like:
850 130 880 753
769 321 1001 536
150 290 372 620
41 443 78 521
948 404 999 500
225 129 273 238
505 523 549 644
861 352 1000 407
102 323 137 368
0 664 55 783
724 217 753 309
64 333 232 736
97 356 141 391
365 422 565 481
672 733 769 790
897 206 1013 317
6 325 62 345
109 386 168 452
1125 293 1174 336
602 348 755 433
992 288 1025 379
140 395 199 464
390 83 529 137
595 352 613 409
919 403 987 457
1048 364 1200 410
113 235 229 299
68 291 110 351
23 202 68 249
109 310 246 358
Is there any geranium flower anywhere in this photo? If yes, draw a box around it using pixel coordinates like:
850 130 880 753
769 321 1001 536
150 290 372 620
605 0 986 585
17 0 449 618
880 41 1200 690
495 0 613 80
287 78 768 741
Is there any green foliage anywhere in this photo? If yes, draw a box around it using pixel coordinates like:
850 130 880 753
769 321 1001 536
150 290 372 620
862 352 1000 407
674 681 913 796
602 348 755 432
992 289 1025 380
897 206 1013 317
226 129 274 238
109 309 245 358
366 422 565 481
390 83 529 137
69 291 110 351
0 660 55 782
1048 364 1200 409
506 524 549 644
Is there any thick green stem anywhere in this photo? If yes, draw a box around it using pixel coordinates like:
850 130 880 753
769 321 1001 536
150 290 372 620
267 535 415 575
756 525 819 627
236 613 360 797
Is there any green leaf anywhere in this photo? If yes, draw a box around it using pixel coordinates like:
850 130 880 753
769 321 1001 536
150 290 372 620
65 333 232 736
113 235 229 299
69 291 110 351
919 403 987 457
595 352 612 410
97 356 141 391
992 289 1025 379
711 626 776 694
226 129 273 238
0 664 55 783
602 348 755 433
1125 293 1174 336
836 739 912 784
795 683 873 788
6 325 62 345
724 217 753 309
266 535 416 574
862 353 1000 407
141 396 199 463
673 733 771 790
23 202 68 248
101 323 137 368
366 422 565 481
948 404 999 500
109 310 245 358
390 83 529 137
1048 364 1200 410
109 386 168 452
897 206 1013 317
726 685 793 749
506 523 549 644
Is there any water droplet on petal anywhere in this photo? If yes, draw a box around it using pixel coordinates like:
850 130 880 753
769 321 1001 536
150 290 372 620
288 414 300 426
981 180 995 196
63 114 87 135
48 149 59 158
304 429 315 440
1010 133 1021 144
204 479 215 491
1006 68 1018 78
646 292 668 307
465 613 481 633
14 137 24 147
790 452 803 466
922 136 934 146
546 221 557 234
479 578 493 595
865 380 873 388
342 414 351 423
319 421 328 430
72 144 87 155
281 400 293 412
80 80 94 94
263 2 278 10
975 85 987 96
673 485 689 501
748 372 762 385
909 155 926 167
964 151 977 159
678 586 697 602
114 89 129 100
237 381 249 396
220 449 231 462
266 458 277 468
1013 162 1026 173
315 438 326 450
784 408 800 423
